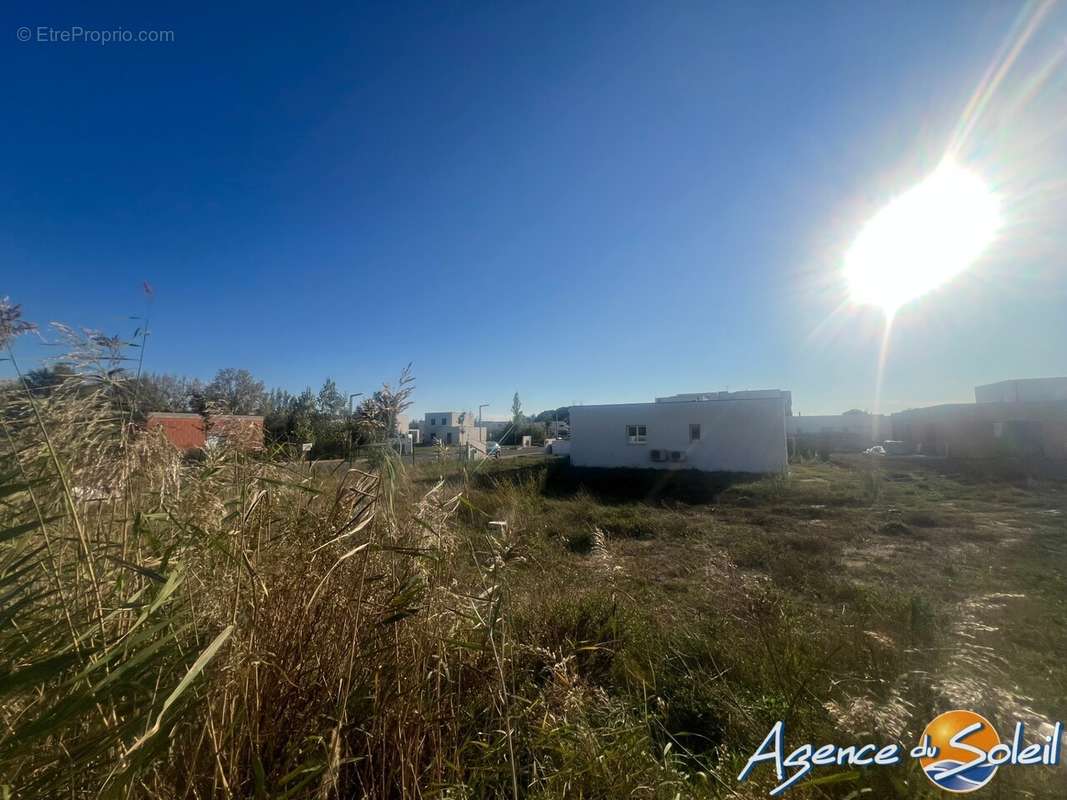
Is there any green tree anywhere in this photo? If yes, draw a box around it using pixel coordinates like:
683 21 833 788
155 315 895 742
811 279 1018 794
264 387 294 415
511 392 523 426
291 387 315 436
134 372 204 414
353 365 415 440
533 406 569 425
205 368 266 415
21 363 78 394
317 377 346 418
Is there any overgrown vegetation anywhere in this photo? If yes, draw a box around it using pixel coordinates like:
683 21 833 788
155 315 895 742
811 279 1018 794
3 302 1065 798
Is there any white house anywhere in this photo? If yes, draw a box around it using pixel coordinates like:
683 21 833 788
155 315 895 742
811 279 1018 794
569 390 789 473
421 411 487 447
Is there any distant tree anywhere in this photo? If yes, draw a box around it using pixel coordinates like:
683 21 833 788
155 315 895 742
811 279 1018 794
316 377 346 418
294 387 315 414
263 386 317 447
353 365 415 440
842 409 868 416
293 413 315 446
205 368 266 415
260 388 290 413
0 298 36 349
21 363 78 393
291 387 316 442
129 375 168 417
511 392 523 426
262 388 296 445
134 372 203 413
533 406 569 425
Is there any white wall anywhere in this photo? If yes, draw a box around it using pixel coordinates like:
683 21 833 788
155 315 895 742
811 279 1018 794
425 424 485 446
545 438 571 455
569 398 787 473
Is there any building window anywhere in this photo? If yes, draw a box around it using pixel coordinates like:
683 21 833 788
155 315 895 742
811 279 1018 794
689 423 701 442
626 424 647 444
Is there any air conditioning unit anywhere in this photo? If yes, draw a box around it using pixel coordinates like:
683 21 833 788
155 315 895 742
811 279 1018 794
669 450 686 462
650 449 665 462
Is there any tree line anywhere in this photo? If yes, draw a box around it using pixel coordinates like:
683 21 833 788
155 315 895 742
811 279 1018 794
19 363 412 460
18 360 574 452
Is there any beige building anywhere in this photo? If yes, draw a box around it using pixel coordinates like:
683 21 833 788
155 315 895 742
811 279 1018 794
421 411 487 447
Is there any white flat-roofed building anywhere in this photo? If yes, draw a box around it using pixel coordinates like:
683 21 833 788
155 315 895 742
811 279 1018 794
569 390 789 473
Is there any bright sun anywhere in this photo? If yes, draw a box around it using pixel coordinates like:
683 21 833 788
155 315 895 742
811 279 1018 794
844 159 1001 315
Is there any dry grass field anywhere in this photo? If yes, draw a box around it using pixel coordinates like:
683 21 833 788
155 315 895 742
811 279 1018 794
450 454 1067 798
3 346 1065 800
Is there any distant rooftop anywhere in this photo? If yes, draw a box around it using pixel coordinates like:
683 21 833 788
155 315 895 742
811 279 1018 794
975 377 1067 404
655 390 790 403
574 390 792 412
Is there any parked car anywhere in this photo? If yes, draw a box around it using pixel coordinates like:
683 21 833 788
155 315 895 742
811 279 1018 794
865 445 886 456
486 441 502 457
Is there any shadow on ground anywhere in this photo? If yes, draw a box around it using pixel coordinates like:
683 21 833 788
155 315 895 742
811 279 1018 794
473 459 758 504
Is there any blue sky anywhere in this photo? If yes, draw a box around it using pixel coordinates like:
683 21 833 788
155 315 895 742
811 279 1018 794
3 1 1065 419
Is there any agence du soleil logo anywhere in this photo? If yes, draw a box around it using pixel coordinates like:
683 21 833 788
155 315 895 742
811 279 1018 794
737 709 1063 795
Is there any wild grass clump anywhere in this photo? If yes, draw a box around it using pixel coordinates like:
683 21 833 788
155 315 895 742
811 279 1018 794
0 306 723 799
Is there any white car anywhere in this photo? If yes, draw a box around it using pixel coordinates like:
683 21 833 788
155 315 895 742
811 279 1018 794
864 445 886 456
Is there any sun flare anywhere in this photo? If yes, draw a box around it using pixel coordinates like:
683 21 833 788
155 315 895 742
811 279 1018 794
845 159 1001 315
